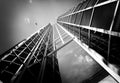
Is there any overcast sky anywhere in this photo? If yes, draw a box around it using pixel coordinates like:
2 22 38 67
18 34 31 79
0 0 78 54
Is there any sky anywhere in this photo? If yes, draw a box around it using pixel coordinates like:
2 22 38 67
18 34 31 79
0 0 78 54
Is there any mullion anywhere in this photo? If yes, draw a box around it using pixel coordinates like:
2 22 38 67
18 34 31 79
14 26 50 79
59 0 116 18
3 35 37 74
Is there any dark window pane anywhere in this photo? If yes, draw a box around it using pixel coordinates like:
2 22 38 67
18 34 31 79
14 58 23 64
81 9 93 26
74 3 83 12
112 3 120 32
0 61 10 72
24 48 31 54
4 55 16 61
90 31 109 59
79 1 90 10
25 38 32 45
109 35 120 65
75 12 83 24
91 2 117 30
1 71 13 82
97 0 109 4
19 51 29 58
28 42 35 50
16 45 26 51
80 28 89 45
87 0 97 7
33 37 39 43
6 63 20 73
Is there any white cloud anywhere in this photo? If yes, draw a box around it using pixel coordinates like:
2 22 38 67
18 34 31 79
72 55 84 65
85 55 93 63
108 64 119 74
78 55 84 63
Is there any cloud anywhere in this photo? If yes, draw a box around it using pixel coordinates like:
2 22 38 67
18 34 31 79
85 55 93 63
108 64 119 74
73 54 93 65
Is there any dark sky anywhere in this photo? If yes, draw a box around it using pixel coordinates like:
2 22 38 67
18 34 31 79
0 0 78 54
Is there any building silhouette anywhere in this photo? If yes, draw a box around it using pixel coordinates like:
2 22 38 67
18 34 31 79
0 24 62 83
0 0 120 83
57 0 120 82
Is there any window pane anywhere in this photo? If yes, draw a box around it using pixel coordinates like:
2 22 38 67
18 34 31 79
65 16 69 22
90 31 109 59
75 12 83 25
68 15 72 23
112 3 120 32
81 9 93 26
109 35 120 65
87 0 97 7
80 28 89 45
91 2 117 30
69 25 74 34
74 26 80 38
74 3 83 12
70 14 77 23
97 0 109 4
79 0 90 10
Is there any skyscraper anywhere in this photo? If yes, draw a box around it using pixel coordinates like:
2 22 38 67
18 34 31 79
0 24 62 83
57 0 120 82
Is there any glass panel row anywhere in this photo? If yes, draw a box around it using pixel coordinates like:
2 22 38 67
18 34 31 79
60 23 120 71
58 1 118 31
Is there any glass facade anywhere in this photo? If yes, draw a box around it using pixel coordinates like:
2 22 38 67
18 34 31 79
57 0 120 82
0 24 61 83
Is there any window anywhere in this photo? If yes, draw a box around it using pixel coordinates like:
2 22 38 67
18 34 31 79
74 3 83 12
80 28 89 45
86 0 98 7
109 35 120 65
79 1 90 10
90 31 109 59
97 0 109 4
68 15 72 23
69 25 74 34
91 2 117 30
70 14 77 23
112 3 120 32
74 26 80 38
81 9 93 26
75 12 83 25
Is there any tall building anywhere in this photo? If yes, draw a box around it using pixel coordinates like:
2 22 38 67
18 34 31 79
57 0 120 82
0 24 62 83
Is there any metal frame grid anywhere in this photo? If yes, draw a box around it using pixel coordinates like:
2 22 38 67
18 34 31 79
57 0 120 82
0 24 62 83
